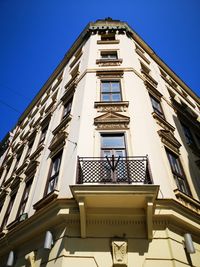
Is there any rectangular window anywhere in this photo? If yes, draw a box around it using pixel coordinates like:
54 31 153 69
46 151 62 195
101 51 118 59
17 178 33 218
101 81 122 102
39 125 48 144
1 191 17 229
100 134 127 182
101 133 126 157
26 140 34 157
14 152 22 171
181 123 195 145
63 97 73 118
101 33 115 41
167 150 191 195
150 95 165 118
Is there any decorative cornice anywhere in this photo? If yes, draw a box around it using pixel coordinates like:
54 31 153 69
48 131 68 152
96 69 124 78
52 115 72 136
24 160 39 176
135 48 150 64
174 189 200 215
29 144 45 161
96 58 122 66
152 112 175 132
158 130 181 153
142 71 158 88
144 81 162 100
94 101 129 112
94 111 130 130
97 40 120 44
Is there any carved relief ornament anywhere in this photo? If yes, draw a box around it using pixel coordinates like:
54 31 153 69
94 112 130 130
94 101 129 113
112 240 128 267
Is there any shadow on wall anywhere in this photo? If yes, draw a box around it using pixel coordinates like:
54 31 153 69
172 114 200 199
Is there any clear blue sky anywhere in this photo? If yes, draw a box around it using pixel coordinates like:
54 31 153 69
0 0 200 141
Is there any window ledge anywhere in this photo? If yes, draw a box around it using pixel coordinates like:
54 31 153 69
97 40 120 44
96 58 123 66
6 213 28 231
174 189 200 214
33 190 59 211
94 101 129 112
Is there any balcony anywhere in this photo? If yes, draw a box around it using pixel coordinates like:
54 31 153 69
76 156 152 184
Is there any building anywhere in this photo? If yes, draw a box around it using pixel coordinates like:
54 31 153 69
0 18 200 267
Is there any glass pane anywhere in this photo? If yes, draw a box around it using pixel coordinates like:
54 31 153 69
168 152 183 176
101 82 110 92
110 53 117 59
101 93 110 102
112 93 121 101
47 175 58 194
52 155 61 176
115 150 125 157
102 135 125 148
111 82 120 92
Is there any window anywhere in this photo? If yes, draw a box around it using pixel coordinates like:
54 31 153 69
101 51 118 59
39 125 48 144
46 151 62 195
101 81 122 102
100 134 127 181
181 123 195 145
63 97 73 118
101 134 126 157
26 140 34 157
0 198 5 214
167 150 191 195
1 191 17 229
150 95 165 119
101 33 115 41
14 152 22 171
17 178 33 218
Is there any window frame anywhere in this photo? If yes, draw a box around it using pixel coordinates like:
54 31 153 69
181 123 196 146
101 133 127 157
100 51 118 60
17 178 33 218
1 191 17 229
45 151 63 195
101 33 116 41
166 149 191 196
149 94 165 119
100 80 122 102
63 96 73 118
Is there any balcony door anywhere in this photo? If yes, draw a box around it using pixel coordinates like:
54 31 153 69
100 134 127 182
101 134 126 158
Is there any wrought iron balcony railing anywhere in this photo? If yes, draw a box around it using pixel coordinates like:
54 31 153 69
77 156 153 184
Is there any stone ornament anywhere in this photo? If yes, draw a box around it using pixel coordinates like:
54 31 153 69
112 240 128 266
